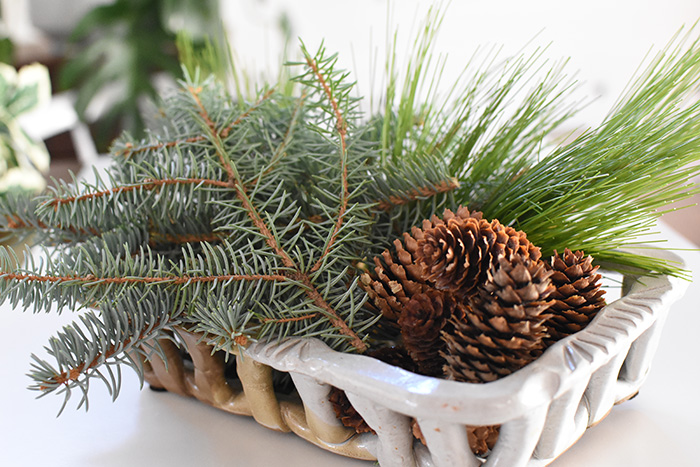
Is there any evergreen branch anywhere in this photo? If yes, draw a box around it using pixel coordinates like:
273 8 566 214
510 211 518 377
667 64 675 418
44 178 232 210
28 286 183 411
4 214 101 239
386 5 445 162
301 48 350 274
0 195 101 245
115 88 275 158
227 171 367 351
189 82 368 353
185 84 275 182
475 27 700 275
38 327 150 391
303 53 348 153
0 271 287 285
376 176 459 211
148 230 223 246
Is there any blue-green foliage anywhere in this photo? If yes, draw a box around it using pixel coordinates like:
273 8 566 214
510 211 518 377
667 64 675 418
0 46 455 410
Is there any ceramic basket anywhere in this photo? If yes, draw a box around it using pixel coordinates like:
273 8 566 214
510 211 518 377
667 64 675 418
138 247 688 467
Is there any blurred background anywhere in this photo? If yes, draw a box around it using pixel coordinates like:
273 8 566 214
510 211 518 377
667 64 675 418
2 0 700 240
1 3 700 467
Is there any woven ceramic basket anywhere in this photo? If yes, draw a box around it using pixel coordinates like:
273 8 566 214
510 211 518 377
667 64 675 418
138 247 688 467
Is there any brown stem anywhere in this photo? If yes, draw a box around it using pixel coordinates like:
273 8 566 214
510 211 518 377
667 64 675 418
115 89 275 158
5 215 101 237
263 313 319 324
41 328 153 389
46 178 231 210
148 231 223 246
0 272 287 285
376 177 461 211
188 85 218 134
304 55 349 274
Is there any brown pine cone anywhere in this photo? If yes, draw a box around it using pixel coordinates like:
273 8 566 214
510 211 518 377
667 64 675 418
328 386 374 434
544 249 606 345
360 235 429 321
416 207 541 298
399 289 459 376
414 207 485 296
359 209 457 321
468 425 500 457
442 255 554 384
329 347 418 434
487 219 542 265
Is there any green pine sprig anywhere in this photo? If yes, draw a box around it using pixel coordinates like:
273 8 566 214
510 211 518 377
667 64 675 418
477 26 700 276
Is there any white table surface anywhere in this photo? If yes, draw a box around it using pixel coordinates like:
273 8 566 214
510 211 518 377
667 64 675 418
0 220 698 467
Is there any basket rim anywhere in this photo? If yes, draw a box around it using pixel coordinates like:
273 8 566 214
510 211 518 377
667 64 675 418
240 246 688 425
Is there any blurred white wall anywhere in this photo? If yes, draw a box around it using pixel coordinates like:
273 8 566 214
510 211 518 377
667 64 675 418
222 0 700 129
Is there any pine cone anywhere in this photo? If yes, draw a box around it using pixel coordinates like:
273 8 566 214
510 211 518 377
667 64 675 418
399 289 460 376
416 207 541 298
329 346 418 434
443 255 554 384
544 249 606 345
360 233 429 321
468 425 500 457
329 387 374 434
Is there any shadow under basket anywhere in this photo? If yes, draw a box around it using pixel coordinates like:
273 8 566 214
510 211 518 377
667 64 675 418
137 248 688 467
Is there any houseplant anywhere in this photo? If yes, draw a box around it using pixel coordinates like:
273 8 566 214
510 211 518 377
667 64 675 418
56 0 221 148
0 61 50 195
1 9 699 465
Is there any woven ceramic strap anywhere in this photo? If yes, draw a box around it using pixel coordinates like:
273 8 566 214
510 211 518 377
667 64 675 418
136 328 376 460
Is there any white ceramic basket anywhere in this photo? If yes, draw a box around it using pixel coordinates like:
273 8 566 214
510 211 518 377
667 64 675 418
141 247 688 467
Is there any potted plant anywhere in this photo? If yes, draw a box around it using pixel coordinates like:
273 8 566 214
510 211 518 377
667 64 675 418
0 61 50 194
0 60 50 262
28 0 221 149
0 10 697 466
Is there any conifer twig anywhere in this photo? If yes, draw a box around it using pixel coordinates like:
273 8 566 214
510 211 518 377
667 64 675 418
38 328 153 390
45 178 232 210
115 89 276 158
5 215 101 237
0 271 287 285
186 83 368 353
303 53 349 274
376 177 460 211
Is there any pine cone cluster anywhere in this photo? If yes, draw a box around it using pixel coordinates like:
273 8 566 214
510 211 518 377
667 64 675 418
352 206 606 455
